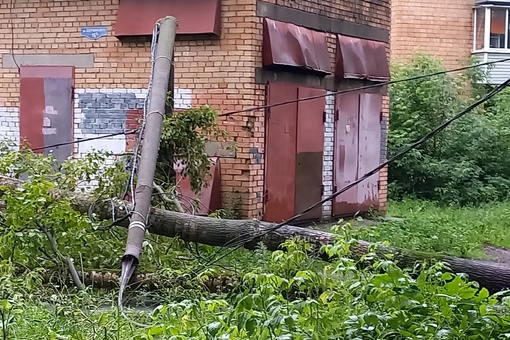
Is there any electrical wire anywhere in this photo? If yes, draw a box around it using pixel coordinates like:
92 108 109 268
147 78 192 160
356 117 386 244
191 77 510 272
30 129 139 152
9 0 20 73
111 25 508 326
218 57 510 118
127 22 160 211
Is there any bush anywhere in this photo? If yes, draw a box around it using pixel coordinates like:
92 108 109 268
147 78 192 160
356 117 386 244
388 54 510 205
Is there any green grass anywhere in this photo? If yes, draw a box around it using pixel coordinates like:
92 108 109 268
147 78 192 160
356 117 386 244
356 199 510 259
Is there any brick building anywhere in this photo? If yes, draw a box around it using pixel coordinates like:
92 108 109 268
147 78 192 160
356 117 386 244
0 0 391 222
391 0 510 84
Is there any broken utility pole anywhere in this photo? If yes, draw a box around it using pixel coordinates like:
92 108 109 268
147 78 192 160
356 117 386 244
120 16 178 291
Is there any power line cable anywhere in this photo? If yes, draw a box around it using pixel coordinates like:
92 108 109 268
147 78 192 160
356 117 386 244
20 55 507 155
31 129 139 152
192 77 510 272
219 57 510 118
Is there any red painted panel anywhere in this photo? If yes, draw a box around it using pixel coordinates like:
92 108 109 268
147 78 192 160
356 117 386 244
125 109 143 150
264 82 298 223
296 87 325 153
263 18 331 74
20 66 75 162
174 157 222 215
357 93 382 211
19 78 45 152
335 35 390 82
115 0 222 37
20 66 74 79
295 87 325 220
333 92 360 216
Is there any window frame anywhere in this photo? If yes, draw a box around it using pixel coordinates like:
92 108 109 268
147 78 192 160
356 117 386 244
473 5 510 53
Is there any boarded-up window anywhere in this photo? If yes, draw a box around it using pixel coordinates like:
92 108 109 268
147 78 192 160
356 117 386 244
262 18 331 74
115 0 222 37
335 35 390 82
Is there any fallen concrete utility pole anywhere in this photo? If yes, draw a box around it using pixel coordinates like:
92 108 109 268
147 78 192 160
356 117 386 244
1 176 509 294
121 16 178 290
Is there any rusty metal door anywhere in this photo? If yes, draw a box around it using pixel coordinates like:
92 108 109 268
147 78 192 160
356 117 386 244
295 87 325 221
333 92 360 216
264 83 326 222
357 93 382 211
333 92 383 216
264 82 298 222
20 66 74 163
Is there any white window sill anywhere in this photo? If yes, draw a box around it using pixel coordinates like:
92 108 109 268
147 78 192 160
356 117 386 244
472 49 510 54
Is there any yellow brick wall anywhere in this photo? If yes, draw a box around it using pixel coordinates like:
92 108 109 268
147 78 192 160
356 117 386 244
390 0 473 69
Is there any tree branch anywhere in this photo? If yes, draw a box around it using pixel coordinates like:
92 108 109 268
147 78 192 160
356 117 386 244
38 224 84 290
153 181 185 213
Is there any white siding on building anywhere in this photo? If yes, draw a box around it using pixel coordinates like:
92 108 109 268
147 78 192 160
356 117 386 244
472 52 510 84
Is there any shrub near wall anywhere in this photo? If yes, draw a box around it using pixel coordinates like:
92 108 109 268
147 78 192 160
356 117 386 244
388 54 510 205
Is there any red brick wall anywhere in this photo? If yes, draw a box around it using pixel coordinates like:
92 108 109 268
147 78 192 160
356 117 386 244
391 0 473 69
258 0 391 213
0 0 264 218
0 0 391 218
271 0 391 30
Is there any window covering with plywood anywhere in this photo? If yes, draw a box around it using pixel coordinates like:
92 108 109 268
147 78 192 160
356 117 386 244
262 18 331 74
335 34 390 82
115 0 221 37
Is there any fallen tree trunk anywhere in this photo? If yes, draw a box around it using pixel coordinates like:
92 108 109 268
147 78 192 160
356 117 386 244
37 269 235 293
1 176 510 293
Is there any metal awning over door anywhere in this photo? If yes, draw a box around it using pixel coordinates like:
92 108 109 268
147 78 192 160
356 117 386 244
335 34 390 82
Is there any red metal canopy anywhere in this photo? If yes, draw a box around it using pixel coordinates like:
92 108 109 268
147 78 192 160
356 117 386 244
115 0 222 37
262 18 331 74
335 34 390 82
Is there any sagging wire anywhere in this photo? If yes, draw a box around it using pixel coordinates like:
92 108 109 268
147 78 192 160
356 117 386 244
31 129 139 152
9 0 20 73
190 77 510 274
218 57 510 118
117 19 162 329
127 22 160 211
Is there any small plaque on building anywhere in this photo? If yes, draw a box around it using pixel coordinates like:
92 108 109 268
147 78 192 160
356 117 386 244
81 26 108 40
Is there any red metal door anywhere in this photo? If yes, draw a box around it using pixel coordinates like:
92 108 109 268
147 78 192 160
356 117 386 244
264 82 298 222
333 92 360 216
294 87 325 220
20 66 75 163
357 93 382 211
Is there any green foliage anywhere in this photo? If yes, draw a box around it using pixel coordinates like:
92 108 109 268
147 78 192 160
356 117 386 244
157 105 229 195
5 230 510 339
388 54 510 205
0 147 129 271
3 102 510 338
209 196 242 219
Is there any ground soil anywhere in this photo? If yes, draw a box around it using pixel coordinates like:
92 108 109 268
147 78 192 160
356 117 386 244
483 245 510 264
